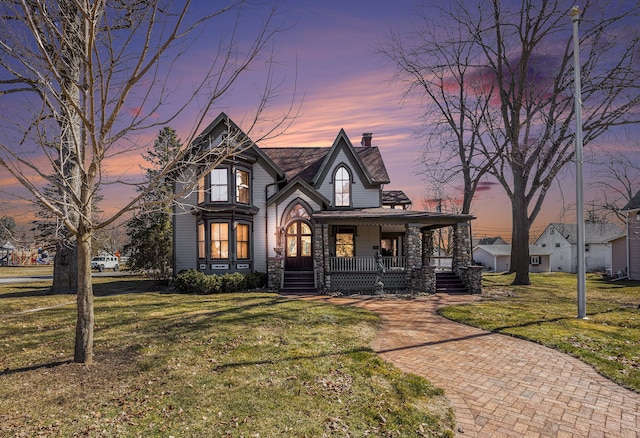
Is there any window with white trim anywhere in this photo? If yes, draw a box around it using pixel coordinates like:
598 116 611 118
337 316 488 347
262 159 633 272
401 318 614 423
530 256 540 265
210 168 228 202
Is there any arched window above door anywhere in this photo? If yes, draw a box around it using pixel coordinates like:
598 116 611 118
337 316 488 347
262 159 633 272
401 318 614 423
285 203 311 223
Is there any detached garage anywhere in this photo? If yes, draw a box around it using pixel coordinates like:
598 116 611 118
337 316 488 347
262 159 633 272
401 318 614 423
473 244 551 273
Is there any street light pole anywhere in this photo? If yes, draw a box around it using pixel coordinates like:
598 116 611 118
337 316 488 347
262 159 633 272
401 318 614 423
571 6 587 319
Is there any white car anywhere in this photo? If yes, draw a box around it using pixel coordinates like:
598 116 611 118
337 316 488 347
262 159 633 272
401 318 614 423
91 255 119 272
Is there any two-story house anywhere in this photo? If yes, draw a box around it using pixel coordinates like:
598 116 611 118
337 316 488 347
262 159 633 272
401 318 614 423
535 222 623 273
173 113 480 294
618 190 640 280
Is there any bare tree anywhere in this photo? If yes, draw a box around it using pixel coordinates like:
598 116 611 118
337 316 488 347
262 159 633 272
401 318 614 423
0 0 295 363
383 0 640 285
589 149 640 223
380 13 499 215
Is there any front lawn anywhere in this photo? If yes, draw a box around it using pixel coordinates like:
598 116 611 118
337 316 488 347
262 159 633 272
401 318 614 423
439 272 640 392
1 279 455 437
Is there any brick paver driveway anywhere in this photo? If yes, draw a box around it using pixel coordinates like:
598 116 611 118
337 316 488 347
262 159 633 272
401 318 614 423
304 294 640 437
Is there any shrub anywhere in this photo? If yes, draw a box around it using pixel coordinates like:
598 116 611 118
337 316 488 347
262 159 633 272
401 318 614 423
174 269 209 294
245 271 268 289
207 273 222 294
220 272 246 293
173 270 268 294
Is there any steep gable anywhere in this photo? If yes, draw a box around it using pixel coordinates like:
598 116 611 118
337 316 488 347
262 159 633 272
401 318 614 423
311 129 387 187
622 189 640 212
191 112 283 179
548 223 624 244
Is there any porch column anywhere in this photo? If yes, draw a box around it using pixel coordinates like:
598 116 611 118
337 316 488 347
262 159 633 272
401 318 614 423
405 223 421 289
452 222 472 275
313 223 329 290
422 229 434 267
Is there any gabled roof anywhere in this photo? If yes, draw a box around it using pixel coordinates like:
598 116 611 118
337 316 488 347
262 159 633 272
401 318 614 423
475 237 508 245
266 177 330 209
192 112 284 179
261 144 390 186
547 223 624 244
622 189 640 212
474 244 550 256
382 190 412 206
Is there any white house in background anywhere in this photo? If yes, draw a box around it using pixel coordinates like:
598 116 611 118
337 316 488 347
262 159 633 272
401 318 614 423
534 223 623 273
620 190 640 280
472 244 551 273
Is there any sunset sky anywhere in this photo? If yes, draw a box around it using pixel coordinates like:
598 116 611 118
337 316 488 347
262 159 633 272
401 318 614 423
1 0 638 241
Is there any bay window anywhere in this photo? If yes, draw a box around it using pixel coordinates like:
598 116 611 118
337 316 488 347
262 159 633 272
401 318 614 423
236 169 250 204
236 223 250 259
210 168 228 202
210 222 229 259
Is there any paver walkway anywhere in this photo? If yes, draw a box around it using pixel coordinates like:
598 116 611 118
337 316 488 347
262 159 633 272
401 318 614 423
304 294 640 437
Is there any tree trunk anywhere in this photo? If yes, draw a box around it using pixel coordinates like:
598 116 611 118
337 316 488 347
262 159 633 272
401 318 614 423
74 231 94 364
510 175 531 285
50 239 78 294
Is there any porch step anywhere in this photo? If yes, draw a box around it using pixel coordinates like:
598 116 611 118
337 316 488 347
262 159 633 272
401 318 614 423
280 270 317 295
435 271 468 294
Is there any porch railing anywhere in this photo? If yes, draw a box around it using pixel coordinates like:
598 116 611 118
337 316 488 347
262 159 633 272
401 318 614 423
329 256 406 272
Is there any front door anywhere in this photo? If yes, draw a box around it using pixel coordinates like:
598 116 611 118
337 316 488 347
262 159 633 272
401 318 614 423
285 221 313 270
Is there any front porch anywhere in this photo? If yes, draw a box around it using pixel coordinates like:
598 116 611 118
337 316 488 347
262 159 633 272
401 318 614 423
269 208 483 295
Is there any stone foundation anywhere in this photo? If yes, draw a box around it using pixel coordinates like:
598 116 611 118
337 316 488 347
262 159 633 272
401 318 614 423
458 265 483 294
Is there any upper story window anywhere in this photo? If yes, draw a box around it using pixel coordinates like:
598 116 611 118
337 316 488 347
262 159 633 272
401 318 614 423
236 169 250 204
334 165 351 207
197 174 205 204
211 168 228 202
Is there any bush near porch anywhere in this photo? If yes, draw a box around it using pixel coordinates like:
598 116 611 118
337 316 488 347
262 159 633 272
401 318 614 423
439 272 640 392
173 269 267 294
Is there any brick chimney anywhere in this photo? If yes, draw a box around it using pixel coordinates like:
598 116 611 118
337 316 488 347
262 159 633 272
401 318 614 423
361 132 373 147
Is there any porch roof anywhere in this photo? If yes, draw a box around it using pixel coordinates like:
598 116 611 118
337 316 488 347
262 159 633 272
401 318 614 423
313 207 474 229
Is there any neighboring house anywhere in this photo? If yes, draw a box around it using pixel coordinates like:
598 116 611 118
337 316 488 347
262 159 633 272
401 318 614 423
621 190 640 280
473 244 551 273
535 223 623 273
607 234 627 278
473 236 508 246
173 113 480 293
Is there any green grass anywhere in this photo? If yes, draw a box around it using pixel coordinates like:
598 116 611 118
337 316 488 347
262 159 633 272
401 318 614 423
0 278 455 437
439 272 640 392
0 265 53 278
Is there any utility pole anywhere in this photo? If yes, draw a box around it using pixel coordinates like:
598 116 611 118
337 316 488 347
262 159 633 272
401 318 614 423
572 6 587 319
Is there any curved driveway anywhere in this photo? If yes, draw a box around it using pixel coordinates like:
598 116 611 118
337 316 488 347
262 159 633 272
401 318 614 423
305 294 640 437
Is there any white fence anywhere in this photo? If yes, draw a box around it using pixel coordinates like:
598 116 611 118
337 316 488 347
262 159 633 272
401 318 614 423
328 256 406 272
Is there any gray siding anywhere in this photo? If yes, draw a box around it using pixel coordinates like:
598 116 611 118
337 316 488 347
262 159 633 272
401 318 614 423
174 167 198 273
252 161 276 273
629 212 640 280
316 149 380 208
